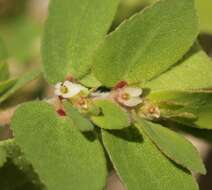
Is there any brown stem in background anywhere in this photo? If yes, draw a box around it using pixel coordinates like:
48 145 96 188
0 106 17 126
0 97 61 126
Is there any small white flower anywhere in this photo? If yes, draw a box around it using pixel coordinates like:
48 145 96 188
54 81 88 98
116 87 143 107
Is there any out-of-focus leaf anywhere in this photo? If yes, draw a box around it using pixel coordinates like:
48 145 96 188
12 101 107 190
0 15 40 62
64 102 94 132
0 139 45 190
196 0 212 34
146 47 212 91
92 0 198 87
0 69 41 104
149 90 212 129
182 99 212 129
149 90 212 106
0 79 16 95
159 109 198 125
0 37 9 81
42 0 120 84
91 100 130 129
0 36 7 60
0 62 9 81
0 142 7 167
102 127 198 190
135 117 206 174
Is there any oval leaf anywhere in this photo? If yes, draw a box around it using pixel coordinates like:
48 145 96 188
135 118 206 174
146 46 212 91
102 127 198 190
12 101 107 190
42 0 120 83
92 0 198 87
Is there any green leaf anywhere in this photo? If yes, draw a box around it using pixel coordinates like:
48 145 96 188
0 62 9 81
0 79 16 95
149 90 211 106
111 0 155 30
91 100 130 129
196 0 212 34
182 98 212 129
92 0 198 87
12 101 107 190
0 142 7 167
146 47 212 91
0 139 44 190
0 69 41 104
42 0 120 84
64 102 94 132
0 15 40 62
80 73 101 88
135 117 206 174
102 127 198 190
149 90 212 129
0 37 9 81
0 36 7 60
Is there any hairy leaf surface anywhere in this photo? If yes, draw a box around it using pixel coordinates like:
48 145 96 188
42 0 120 83
12 101 107 190
64 102 94 132
91 100 130 129
93 0 198 87
146 48 212 91
196 0 212 34
135 118 206 174
102 127 198 190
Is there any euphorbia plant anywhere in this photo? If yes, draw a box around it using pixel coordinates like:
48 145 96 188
1 0 212 189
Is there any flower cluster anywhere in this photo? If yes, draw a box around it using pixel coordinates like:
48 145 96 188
54 80 160 119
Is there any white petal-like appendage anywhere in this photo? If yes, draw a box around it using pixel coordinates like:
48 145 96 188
55 82 62 89
123 87 142 97
54 82 62 96
123 97 143 107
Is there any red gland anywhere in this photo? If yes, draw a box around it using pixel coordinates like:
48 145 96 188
57 109 66 116
58 96 63 101
114 81 128 89
65 75 73 81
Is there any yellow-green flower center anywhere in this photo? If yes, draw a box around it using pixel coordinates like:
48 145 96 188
121 93 130 100
60 86 68 94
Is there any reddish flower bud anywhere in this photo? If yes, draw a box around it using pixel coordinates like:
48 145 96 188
65 75 73 81
114 81 128 89
57 109 66 116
